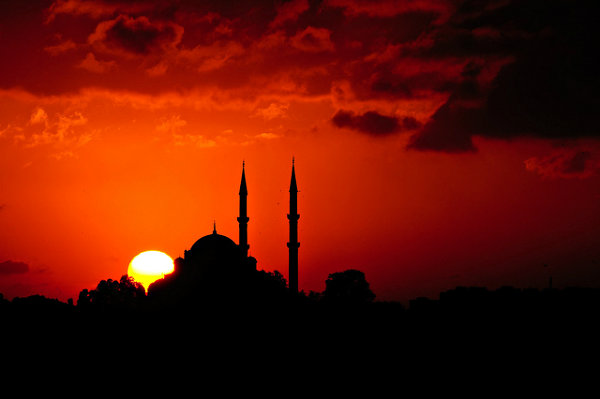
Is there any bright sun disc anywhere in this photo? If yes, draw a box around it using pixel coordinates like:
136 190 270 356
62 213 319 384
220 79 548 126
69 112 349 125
128 250 174 291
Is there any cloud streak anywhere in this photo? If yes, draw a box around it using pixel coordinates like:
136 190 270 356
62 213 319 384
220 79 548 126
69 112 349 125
0 260 29 275
525 148 600 180
332 110 420 136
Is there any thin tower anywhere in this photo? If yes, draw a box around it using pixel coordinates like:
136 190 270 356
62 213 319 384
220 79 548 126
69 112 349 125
237 161 249 257
287 158 299 293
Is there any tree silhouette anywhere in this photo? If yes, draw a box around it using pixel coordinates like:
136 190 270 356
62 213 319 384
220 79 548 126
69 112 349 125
77 275 146 311
323 269 376 304
0 293 8 308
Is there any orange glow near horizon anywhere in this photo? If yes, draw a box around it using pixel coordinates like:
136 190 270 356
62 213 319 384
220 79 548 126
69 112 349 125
127 251 175 291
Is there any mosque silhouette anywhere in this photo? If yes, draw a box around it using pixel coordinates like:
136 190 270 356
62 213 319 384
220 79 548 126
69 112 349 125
147 161 300 306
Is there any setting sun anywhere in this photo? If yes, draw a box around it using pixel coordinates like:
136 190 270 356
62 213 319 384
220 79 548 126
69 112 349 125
128 251 175 290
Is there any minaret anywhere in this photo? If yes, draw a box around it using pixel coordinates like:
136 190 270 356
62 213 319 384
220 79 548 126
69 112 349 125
287 158 299 293
237 161 249 257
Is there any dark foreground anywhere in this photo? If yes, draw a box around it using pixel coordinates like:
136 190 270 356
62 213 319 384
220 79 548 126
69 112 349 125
2 286 599 391
3 285 599 350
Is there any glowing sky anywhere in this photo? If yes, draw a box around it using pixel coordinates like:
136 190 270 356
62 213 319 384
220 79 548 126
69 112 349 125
1 0 599 303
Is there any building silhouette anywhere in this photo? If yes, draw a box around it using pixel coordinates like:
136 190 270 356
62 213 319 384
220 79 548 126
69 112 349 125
148 161 299 304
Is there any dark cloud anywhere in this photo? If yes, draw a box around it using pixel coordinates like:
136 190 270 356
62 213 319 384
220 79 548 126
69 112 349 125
525 149 600 179
483 50 598 140
332 110 420 136
402 116 422 131
90 14 182 55
270 0 309 28
407 0 600 152
407 100 480 152
564 152 593 175
370 79 410 97
0 260 29 275
290 26 334 52
407 66 485 152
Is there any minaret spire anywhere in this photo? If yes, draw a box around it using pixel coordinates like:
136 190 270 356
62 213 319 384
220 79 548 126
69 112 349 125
287 158 299 293
237 161 249 257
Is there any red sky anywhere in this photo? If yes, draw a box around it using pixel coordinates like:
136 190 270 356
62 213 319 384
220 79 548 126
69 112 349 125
1 0 599 303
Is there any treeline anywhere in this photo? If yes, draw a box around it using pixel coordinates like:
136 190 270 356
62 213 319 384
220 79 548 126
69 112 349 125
3 271 600 324
0 269 377 318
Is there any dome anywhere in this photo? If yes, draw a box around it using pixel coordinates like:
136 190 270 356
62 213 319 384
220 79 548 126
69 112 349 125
189 229 239 256
191 232 238 254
